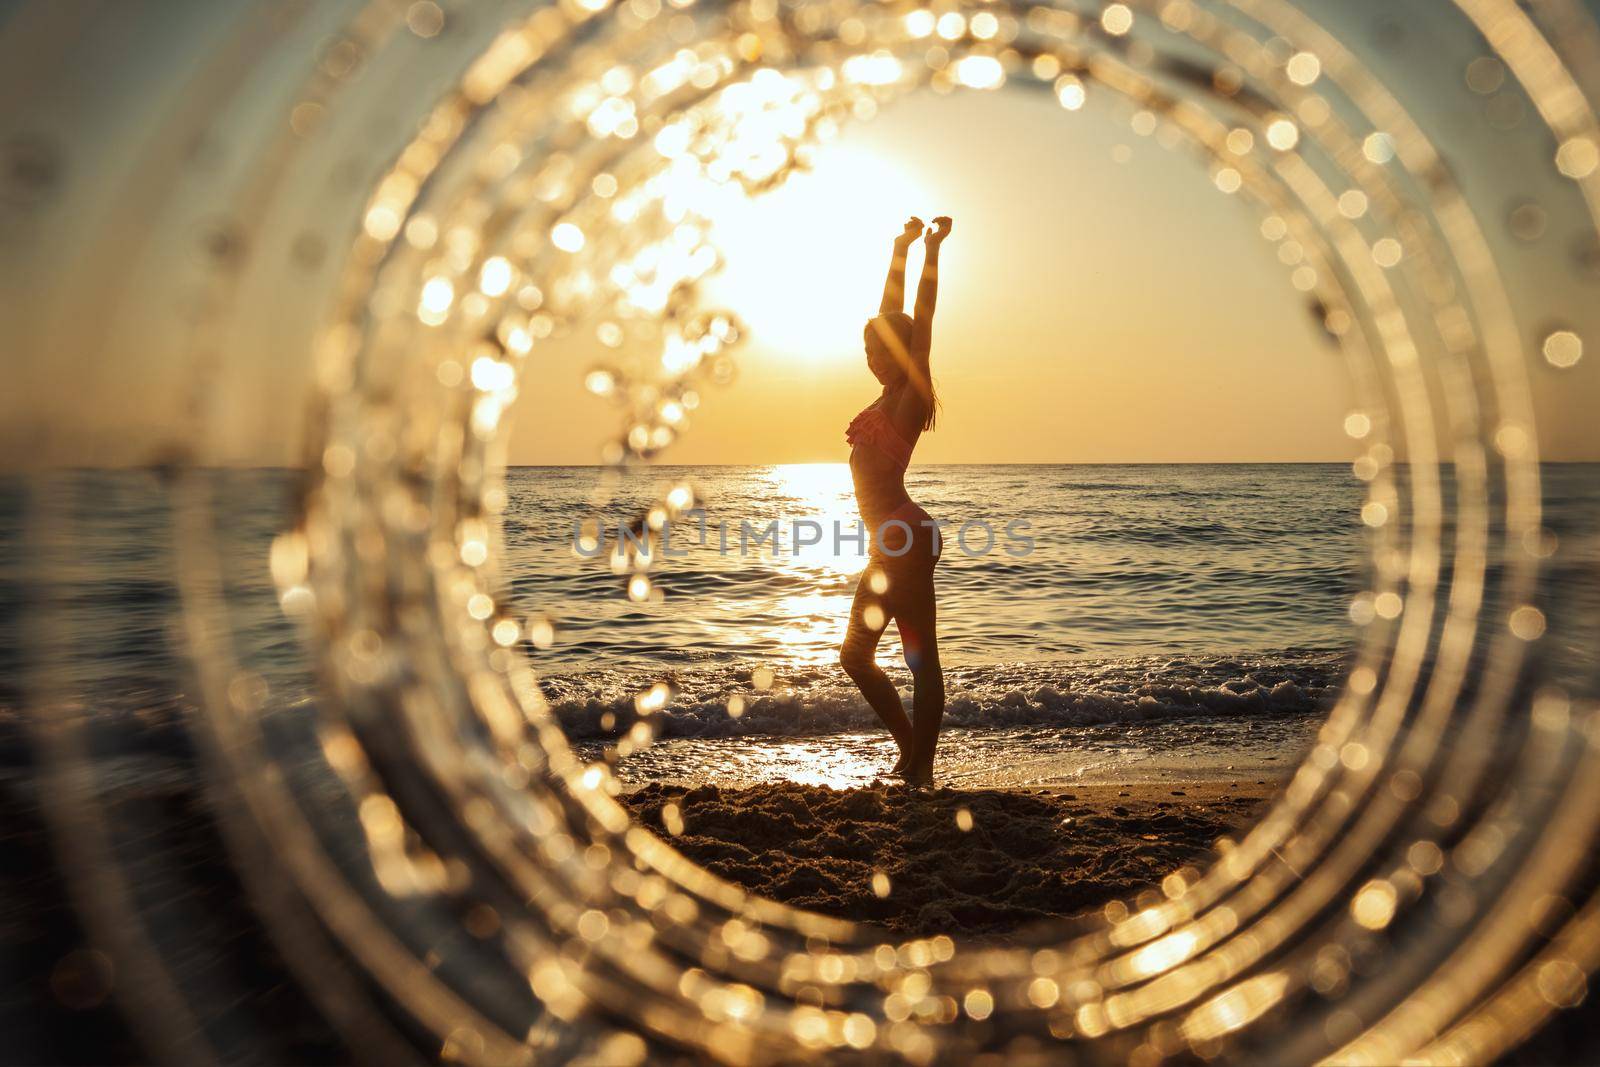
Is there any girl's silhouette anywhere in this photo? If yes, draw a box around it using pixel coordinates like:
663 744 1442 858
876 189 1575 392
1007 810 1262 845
839 214 951 786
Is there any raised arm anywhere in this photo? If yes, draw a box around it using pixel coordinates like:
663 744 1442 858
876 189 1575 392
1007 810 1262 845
910 215 952 362
880 216 924 315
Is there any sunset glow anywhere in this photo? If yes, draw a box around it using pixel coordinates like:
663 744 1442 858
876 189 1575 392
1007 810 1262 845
703 143 942 362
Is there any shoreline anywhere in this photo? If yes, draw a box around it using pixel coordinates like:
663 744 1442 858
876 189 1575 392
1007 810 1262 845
597 716 1312 793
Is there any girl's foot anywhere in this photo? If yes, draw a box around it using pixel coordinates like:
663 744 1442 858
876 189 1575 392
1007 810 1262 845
900 761 935 788
890 750 910 775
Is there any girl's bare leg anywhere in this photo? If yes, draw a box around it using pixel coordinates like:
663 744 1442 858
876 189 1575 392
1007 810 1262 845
839 561 913 762
893 557 943 785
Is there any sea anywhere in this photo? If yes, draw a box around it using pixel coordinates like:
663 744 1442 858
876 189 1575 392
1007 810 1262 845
5 463 1597 792
520 463 1369 788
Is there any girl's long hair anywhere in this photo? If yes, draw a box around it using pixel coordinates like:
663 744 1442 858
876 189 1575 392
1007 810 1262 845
870 312 938 432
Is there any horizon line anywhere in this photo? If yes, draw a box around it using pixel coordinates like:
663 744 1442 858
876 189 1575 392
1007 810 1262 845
14 458 1600 473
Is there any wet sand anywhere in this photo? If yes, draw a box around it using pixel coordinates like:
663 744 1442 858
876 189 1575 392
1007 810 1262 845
622 776 1278 939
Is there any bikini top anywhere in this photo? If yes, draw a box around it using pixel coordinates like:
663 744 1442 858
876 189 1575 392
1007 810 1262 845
846 402 914 472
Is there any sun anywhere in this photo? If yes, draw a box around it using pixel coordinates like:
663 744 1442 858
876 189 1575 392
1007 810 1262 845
700 140 941 362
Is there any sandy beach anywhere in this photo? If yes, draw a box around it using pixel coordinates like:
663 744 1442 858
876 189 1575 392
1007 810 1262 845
623 774 1278 939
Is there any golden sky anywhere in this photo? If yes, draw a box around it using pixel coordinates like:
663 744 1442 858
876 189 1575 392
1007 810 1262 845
6 8 1598 468
513 87 1595 465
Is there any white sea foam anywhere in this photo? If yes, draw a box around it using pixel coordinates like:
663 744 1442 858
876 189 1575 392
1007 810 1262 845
540 649 1346 739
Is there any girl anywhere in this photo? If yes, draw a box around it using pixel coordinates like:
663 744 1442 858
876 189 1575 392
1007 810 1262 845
839 215 951 786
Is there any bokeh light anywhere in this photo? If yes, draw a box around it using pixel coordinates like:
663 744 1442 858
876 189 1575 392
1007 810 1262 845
8 0 1600 1063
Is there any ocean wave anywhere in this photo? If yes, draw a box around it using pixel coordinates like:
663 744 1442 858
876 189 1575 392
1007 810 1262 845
540 649 1347 740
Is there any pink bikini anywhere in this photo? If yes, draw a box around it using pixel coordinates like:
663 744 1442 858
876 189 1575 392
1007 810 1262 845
846 404 914 470
847 402 940 558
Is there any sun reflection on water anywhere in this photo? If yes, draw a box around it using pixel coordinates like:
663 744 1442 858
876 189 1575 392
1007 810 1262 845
781 739 897 788
769 461 862 572
772 590 858 664
763 462 884 665
771 462 855 517
614 733 905 790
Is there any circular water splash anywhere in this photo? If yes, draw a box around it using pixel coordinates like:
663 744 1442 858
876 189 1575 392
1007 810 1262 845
12 0 1600 1062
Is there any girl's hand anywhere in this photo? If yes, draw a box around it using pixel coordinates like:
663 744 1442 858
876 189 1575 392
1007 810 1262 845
925 216 953 246
896 216 925 247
